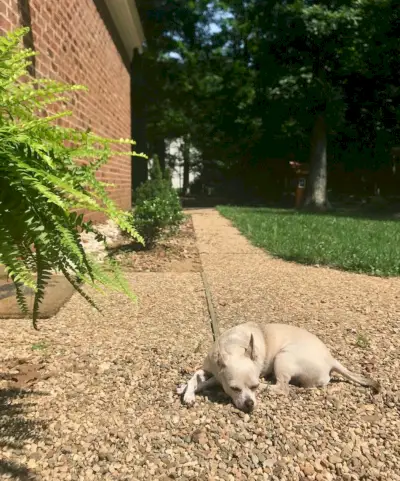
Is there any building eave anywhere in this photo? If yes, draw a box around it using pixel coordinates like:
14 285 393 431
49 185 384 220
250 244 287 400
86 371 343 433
104 0 145 59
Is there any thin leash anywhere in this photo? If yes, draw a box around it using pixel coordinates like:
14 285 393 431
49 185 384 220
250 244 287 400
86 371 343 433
201 270 219 342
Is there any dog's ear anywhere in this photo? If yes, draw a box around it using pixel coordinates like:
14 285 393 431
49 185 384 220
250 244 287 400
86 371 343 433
217 351 226 369
245 334 256 361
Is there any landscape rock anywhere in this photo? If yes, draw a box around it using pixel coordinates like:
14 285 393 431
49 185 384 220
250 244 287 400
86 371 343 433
0 210 398 481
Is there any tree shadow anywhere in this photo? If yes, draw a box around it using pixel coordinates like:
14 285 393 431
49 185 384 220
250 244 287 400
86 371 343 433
224 202 400 223
301 206 398 223
308 205 400 222
0 460 35 481
0 387 47 480
182 188 400 222
181 195 233 210
17 0 36 77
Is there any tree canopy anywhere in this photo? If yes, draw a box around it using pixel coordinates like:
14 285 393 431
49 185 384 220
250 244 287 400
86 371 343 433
136 0 399 207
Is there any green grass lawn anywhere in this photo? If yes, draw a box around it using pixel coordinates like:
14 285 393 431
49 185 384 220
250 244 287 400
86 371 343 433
218 206 400 277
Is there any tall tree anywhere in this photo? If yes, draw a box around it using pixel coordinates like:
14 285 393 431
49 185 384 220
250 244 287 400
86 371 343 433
254 0 397 209
136 1 214 165
137 0 399 203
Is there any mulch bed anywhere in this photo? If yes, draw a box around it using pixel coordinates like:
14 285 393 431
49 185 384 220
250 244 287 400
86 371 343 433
111 216 202 273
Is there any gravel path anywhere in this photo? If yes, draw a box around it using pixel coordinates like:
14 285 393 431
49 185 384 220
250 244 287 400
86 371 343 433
1 209 399 481
1 274 213 481
192 208 400 481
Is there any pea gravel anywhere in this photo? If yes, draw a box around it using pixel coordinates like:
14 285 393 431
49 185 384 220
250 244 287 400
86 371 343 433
0 209 399 481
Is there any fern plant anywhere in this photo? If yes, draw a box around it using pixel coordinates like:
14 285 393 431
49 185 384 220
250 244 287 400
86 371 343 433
0 28 147 328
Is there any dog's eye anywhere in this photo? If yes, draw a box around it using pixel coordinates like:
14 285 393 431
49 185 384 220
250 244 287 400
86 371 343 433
250 385 259 391
230 386 241 392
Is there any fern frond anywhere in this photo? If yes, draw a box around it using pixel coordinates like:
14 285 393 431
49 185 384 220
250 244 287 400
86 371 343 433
0 28 147 326
14 280 30 316
32 247 52 329
60 266 101 312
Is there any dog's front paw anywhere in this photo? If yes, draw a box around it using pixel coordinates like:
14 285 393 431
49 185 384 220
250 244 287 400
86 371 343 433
183 390 196 406
176 383 187 395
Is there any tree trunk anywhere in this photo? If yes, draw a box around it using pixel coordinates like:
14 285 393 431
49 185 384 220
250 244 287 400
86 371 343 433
303 113 331 211
155 138 166 172
182 137 190 195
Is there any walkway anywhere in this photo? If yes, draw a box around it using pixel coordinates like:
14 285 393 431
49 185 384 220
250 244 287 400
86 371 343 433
0 209 398 481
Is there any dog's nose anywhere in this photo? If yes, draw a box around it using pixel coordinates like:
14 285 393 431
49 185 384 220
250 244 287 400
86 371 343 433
244 398 254 412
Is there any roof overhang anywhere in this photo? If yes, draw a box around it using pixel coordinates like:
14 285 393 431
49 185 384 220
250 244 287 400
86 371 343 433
104 0 145 59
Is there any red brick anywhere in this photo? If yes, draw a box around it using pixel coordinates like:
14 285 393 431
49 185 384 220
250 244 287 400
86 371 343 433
0 14 11 30
2 0 133 223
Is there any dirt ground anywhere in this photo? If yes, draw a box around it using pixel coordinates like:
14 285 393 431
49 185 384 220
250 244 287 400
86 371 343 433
1 209 399 481
111 217 202 273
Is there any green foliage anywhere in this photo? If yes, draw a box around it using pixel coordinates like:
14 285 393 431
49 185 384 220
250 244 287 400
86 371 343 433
31 340 48 351
355 332 371 350
134 193 184 248
133 156 183 247
218 206 400 277
0 28 147 327
149 154 163 181
134 155 170 204
138 0 399 195
163 166 173 186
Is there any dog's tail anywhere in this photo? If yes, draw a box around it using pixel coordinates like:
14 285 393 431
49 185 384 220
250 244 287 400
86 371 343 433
331 359 380 393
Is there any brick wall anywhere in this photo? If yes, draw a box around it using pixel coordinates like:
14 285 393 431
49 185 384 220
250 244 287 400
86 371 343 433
1 0 133 222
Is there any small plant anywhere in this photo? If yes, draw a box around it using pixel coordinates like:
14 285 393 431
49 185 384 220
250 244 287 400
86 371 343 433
356 332 370 349
133 157 184 248
0 28 147 327
134 194 184 248
134 155 171 204
163 167 173 187
31 341 48 351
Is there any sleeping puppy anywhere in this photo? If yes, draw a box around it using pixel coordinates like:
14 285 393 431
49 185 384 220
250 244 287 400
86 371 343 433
177 322 380 412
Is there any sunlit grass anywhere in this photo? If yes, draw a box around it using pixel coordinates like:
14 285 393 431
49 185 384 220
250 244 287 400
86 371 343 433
218 206 400 277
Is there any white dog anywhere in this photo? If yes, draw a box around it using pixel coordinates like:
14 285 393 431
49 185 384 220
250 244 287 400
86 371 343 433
177 322 380 412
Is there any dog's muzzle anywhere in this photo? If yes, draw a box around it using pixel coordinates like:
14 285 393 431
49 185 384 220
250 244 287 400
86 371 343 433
242 398 254 413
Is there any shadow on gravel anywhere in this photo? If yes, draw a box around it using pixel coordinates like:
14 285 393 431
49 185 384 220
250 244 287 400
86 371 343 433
0 387 47 480
199 387 232 406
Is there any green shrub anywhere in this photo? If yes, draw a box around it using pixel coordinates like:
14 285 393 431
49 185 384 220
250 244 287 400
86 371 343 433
133 157 183 247
134 195 183 247
0 28 147 327
163 167 173 187
134 155 170 205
